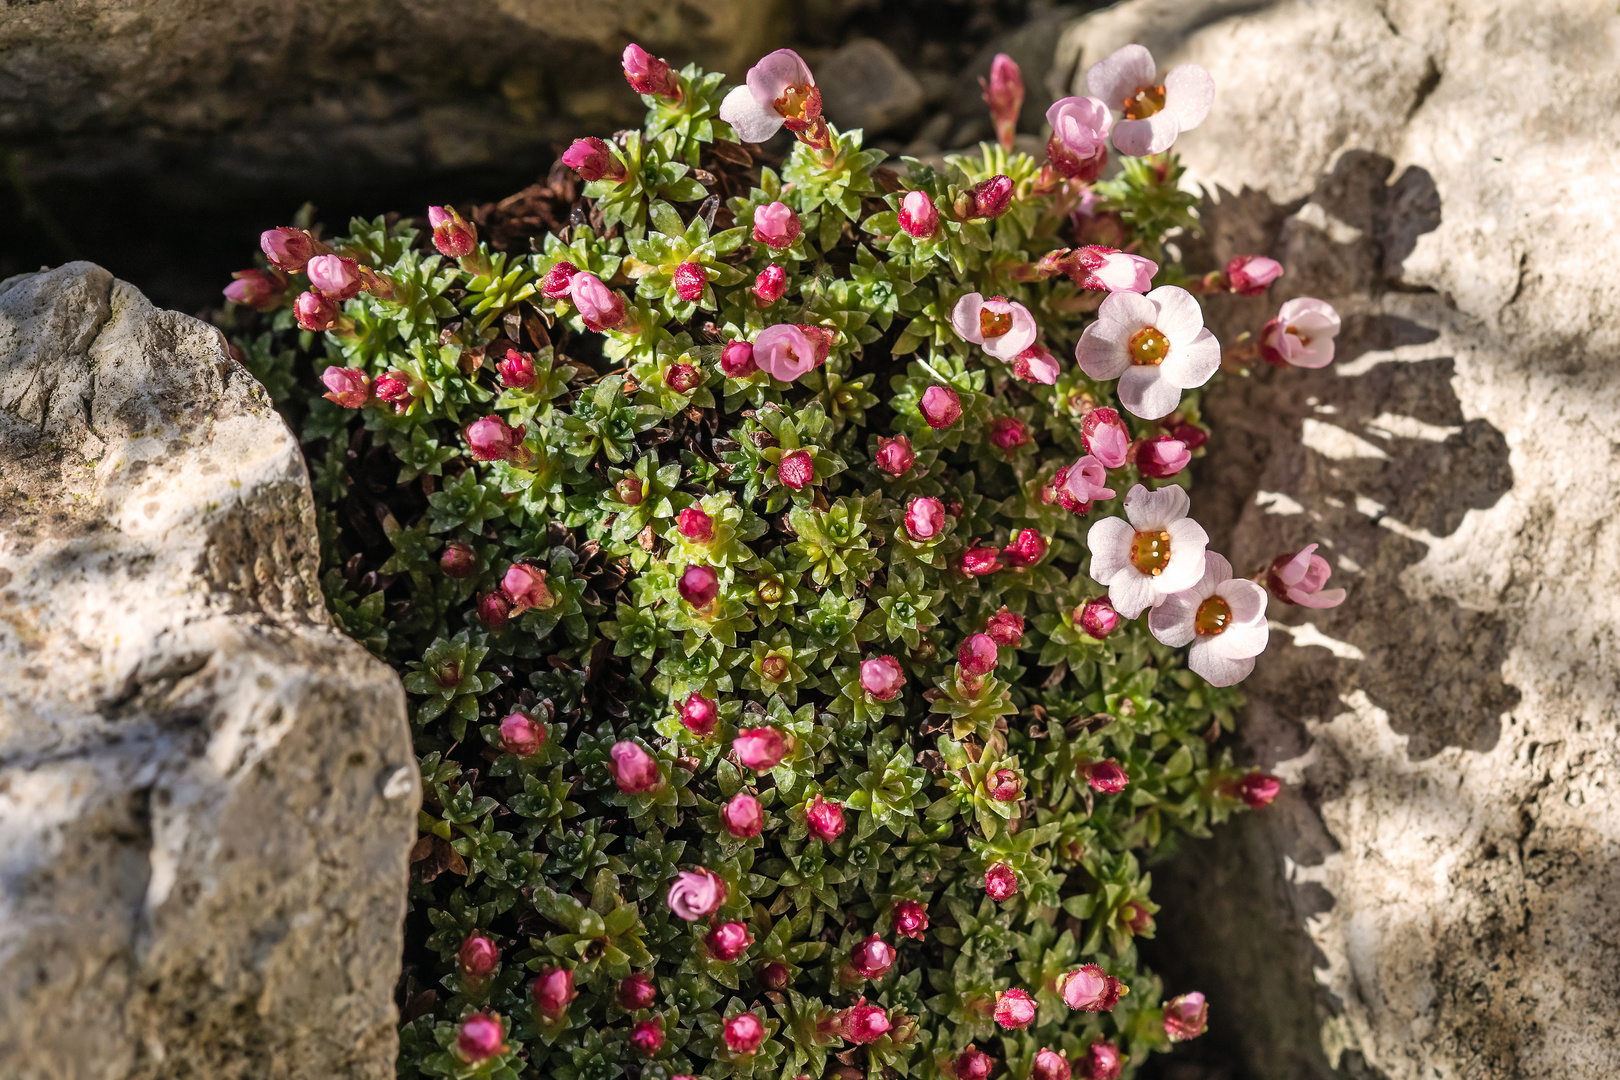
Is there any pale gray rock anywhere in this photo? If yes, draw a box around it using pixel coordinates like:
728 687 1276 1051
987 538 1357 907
0 263 417 1079
817 38 927 136
1053 3 1620 1079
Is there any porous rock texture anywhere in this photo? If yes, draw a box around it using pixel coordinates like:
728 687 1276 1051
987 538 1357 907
0 263 417 1079
1054 3 1620 1078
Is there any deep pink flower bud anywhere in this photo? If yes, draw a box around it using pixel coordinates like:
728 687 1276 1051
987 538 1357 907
260 226 314 273
988 768 1022 802
892 899 929 941
499 711 546 756
904 496 946 542
1169 420 1209 450
1059 964 1124 1012
623 43 680 97
958 633 998 676
959 546 1002 577
968 175 1014 220
985 862 1018 901
722 792 765 838
1046 96 1111 182
533 967 576 1020
898 190 939 239
721 340 757 377
440 542 477 579
501 563 553 613
850 934 896 979
988 416 1031 457
843 1002 891 1044
875 435 916 477
630 1017 664 1056
678 564 719 608
427 205 478 259
609 740 662 794
1033 1049 1072 1080
1164 992 1208 1041
680 693 719 736
466 415 525 462
677 506 713 543
1078 596 1120 638
1004 528 1047 568
1081 407 1131 469
1225 254 1283 295
295 291 339 332
321 365 369 408
1013 342 1062 385
752 201 802 249
562 137 626 182
1121 901 1153 935
986 609 1025 646
735 727 789 771
1239 772 1282 808
306 254 362 301
981 54 1025 150
457 1013 506 1061
373 370 413 409
1079 1042 1124 1080
671 260 707 302
723 1012 765 1054
955 1046 994 1080
224 268 286 311
806 794 846 842
667 867 726 920
920 385 962 428
994 987 1037 1029
498 349 535 389
753 263 787 304
859 655 906 701
459 934 500 978
1136 435 1190 478
541 260 579 299
706 921 755 962
569 272 630 332
777 449 814 490
477 590 511 631
1084 760 1129 794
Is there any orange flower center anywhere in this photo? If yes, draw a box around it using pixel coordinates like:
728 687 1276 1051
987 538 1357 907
1194 595 1233 636
979 308 1013 339
775 84 812 120
1123 84 1167 120
1128 326 1170 365
1129 529 1171 575
1286 325 1312 347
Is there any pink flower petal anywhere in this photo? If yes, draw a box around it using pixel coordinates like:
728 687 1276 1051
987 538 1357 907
1124 482 1189 531
1163 63 1215 132
1291 586 1347 609
1160 329 1222 390
1148 590 1199 647
720 85 784 143
1086 515 1135 584
951 292 986 344
1188 642 1254 686
1207 618 1269 661
1076 320 1132 381
1085 44 1158 109
1217 577 1269 625
1147 285 1204 346
1112 112 1180 157
747 48 814 103
1116 365 1183 419
1109 572 1158 620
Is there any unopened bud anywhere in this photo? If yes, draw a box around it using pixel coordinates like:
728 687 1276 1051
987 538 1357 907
958 633 998 676
498 349 535 389
673 260 706 302
295 291 339 332
984 861 1017 901
459 934 500 979
1224 254 1283 295
440 542 477 579
967 175 1013 220
753 263 787 304
980 54 1025 151
898 190 939 239
260 226 314 273
622 43 682 99
875 434 916 476
499 711 546 756
306 254 362 301
1078 596 1120 638
609 740 662 794
904 496 946 542
721 340 757 377
920 385 963 428
680 692 719 736
752 201 802 249
562 137 626 183
679 564 718 608
427 205 478 259
541 260 579 299
321 365 369 408
777 449 814 490
806 794 846 842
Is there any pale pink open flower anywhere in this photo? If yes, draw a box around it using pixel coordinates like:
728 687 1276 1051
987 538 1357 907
1076 286 1220 420
1086 44 1214 157
753 324 819 382
720 48 818 143
952 293 1037 361
1260 297 1341 368
667 867 726 920
1086 484 1209 619
1046 96 1112 181
1013 343 1061 384
1148 552 1269 687
1266 543 1348 608
1066 247 1158 293
1064 455 1115 504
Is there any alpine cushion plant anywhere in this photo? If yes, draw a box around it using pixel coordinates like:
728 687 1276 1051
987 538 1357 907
216 40 1348 1080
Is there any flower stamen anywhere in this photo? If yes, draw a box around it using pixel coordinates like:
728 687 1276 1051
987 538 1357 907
1129 529 1172 575
1128 326 1170 365
1123 84 1167 120
1193 594 1232 636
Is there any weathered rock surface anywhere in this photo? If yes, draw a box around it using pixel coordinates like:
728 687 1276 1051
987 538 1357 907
817 38 927 136
0 263 417 1079
1053 3 1620 1078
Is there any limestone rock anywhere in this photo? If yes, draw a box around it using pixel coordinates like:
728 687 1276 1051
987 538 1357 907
816 38 927 136
0 263 418 1079
1052 3 1620 1078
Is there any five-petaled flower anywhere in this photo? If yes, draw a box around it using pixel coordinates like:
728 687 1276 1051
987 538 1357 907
1077 286 1220 420
1086 484 1210 618
1086 44 1214 157
720 49 821 143
952 293 1038 360
1148 552 1269 686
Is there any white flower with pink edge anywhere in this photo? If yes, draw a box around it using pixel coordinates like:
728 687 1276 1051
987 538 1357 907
1086 484 1208 619
951 293 1037 361
1076 286 1220 420
1260 297 1341 368
1086 44 1214 157
719 49 817 144
1148 552 1269 687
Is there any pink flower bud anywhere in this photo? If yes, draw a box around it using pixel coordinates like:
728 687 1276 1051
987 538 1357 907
499 711 546 756
1169 420 1209 450
988 768 1022 802
223 268 286 311
875 434 915 477
680 693 719 736
678 564 719 608
741 265 784 310
1081 407 1131 468
541 260 579 299
968 175 1014 220
677 506 713 543
1266 544 1347 608
440 542 477 579
374 370 413 410
533 967 576 1021
1239 772 1282 808
898 190 939 239
959 546 1002 577
1135 435 1190 479
721 340 757 377
668 362 703 392
623 43 681 98
993 987 1037 1028
1059 964 1124 1011
706 921 755 962
777 449 814 490
986 609 1025 646
850 934 895 979
1013 342 1062 384
842 1001 891 1044
859 655 906 701
981 54 1025 150
306 254 362 301
1079 1042 1123 1080
735 727 789 771
1046 95 1112 182
1164 992 1208 1041
498 349 535 389
321 365 369 408
672 260 706 302
1060 455 1115 510
457 1013 506 1062
1225 254 1283 295
1121 901 1153 935
1033 1049 1072 1080
569 272 630 332
1260 297 1341 368
1084 760 1129 794
758 960 791 990
477 590 511 631
806 794 846 842
904 496 946 542
723 1011 765 1055
1004 528 1047 568
427 205 478 258
752 201 802 249
1078 597 1120 638
958 633 998 676
260 226 314 273
722 792 765 838
630 1017 664 1056
562 137 626 183
501 563 553 613
295 291 339 332
466 415 525 462
459 934 500 978
988 416 1031 457
985 862 1018 901
667 867 726 920
920 385 962 428
955 1046 994 1080
892 899 929 940
609 740 662 794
